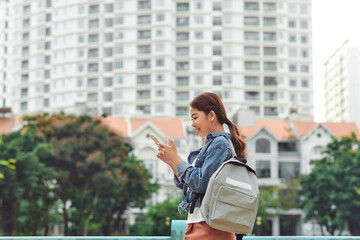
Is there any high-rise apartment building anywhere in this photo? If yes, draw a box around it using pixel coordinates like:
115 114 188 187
0 0 8 110
324 40 360 128
1 0 313 119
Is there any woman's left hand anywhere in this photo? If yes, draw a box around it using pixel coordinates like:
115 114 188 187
157 139 182 175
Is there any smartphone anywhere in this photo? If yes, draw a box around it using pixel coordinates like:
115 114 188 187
150 134 160 145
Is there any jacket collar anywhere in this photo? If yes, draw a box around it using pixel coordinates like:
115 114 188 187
206 132 231 140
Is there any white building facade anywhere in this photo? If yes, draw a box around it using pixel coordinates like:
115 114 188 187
324 40 360 129
1 0 313 119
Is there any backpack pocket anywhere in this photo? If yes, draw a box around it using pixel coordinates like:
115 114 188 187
208 185 258 233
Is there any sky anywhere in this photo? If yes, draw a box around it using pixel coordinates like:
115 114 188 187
312 0 360 122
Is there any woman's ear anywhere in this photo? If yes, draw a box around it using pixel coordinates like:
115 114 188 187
209 110 216 122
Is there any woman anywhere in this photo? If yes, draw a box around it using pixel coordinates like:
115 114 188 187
156 92 246 240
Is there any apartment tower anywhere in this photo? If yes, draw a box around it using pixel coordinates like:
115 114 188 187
1 0 313 119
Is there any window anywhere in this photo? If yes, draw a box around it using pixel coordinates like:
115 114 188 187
263 2 276 12
256 139 271 153
115 16 124 25
138 0 151 10
176 91 189 101
104 33 113 42
137 75 150 85
176 106 188 117
23 32 30 41
245 76 259 86
155 104 165 113
245 91 260 101
256 160 271 178
194 16 203 25
264 32 276 41
288 20 296 28
177 32 189 41
23 18 30 28
195 76 203 84
88 34 99 43
213 31 222 41
244 61 260 71
264 92 277 101
114 61 123 69
289 48 297 57
105 18 113 27
44 98 50 107
176 2 189 12
264 62 277 71
244 46 259 56
244 2 259 11
300 20 308 29
89 19 99 29
138 15 151 25
22 60 29 70
263 17 276 27
301 50 308 58
301 93 309 103
301 79 309 88
176 17 189 27
104 77 113 87
289 64 297 72
137 60 151 69
21 88 28 97
156 89 164 97
244 17 259 26
213 61 222 71
156 13 165 22
194 31 203 40
105 3 114 13
244 31 259 41
103 92 112 102
176 77 189 86
213 16 222 26
264 107 277 116
264 47 277 56
138 45 151 54
20 102 28 111
136 90 151 100
213 76 222 85
88 48 98 58
213 2 222 11
176 62 189 71
249 106 260 116
104 47 113 57
87 78 98 87
213 46 222 56
279 162 299 179
156 58 164 67
87 93 98 102
264 77 277 86
89 5 99 14
177 47 189 56
23 5 30 14
301 64 309 73
289 79 297 87
138 30 151 39
88 63 99 72
194 46 204 54
301 35 308 43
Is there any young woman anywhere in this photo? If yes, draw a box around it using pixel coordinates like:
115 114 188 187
156 92 246 240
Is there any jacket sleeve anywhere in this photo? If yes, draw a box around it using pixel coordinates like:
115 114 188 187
176 144 232 194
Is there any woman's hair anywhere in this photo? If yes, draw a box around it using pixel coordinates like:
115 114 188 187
190 92 247 158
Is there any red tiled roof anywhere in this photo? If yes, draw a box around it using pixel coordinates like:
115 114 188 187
100 116 129 137
240 120 360 140
323 122 360 139
239 120 292 141
131 118 185 138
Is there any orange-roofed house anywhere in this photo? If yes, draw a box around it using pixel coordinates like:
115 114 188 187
234 117 359 236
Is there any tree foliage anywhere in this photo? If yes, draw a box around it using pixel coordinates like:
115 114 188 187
130 196 187 236
298 132 360 236
0 113 158 236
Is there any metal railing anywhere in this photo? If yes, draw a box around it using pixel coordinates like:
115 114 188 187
1 220 360 240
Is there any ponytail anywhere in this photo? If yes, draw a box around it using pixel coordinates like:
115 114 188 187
225 119 247 158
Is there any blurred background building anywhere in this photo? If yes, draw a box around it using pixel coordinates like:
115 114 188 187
0 0 312 120
323 40 360 129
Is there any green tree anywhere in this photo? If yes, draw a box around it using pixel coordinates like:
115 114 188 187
23 113 158 236
253 180 299 236
298 132 360 235
130 196 187 236
0 113 158 236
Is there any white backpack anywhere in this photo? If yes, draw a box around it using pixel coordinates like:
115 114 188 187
191 137 259 234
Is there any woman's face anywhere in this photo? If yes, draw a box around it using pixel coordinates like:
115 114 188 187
190 107 212 137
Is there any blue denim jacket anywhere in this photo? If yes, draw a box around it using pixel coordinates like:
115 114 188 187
174 132 233 214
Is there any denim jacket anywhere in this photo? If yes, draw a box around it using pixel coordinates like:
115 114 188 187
174 132 233 214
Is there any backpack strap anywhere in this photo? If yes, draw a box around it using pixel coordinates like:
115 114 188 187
189 194 204 214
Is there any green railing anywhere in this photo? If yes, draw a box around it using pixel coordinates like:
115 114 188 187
1 220 360 240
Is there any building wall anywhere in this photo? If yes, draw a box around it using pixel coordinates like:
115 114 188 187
2 0 313 120
324 40 360 129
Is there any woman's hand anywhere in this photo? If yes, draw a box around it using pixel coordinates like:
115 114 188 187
157 139 182 176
